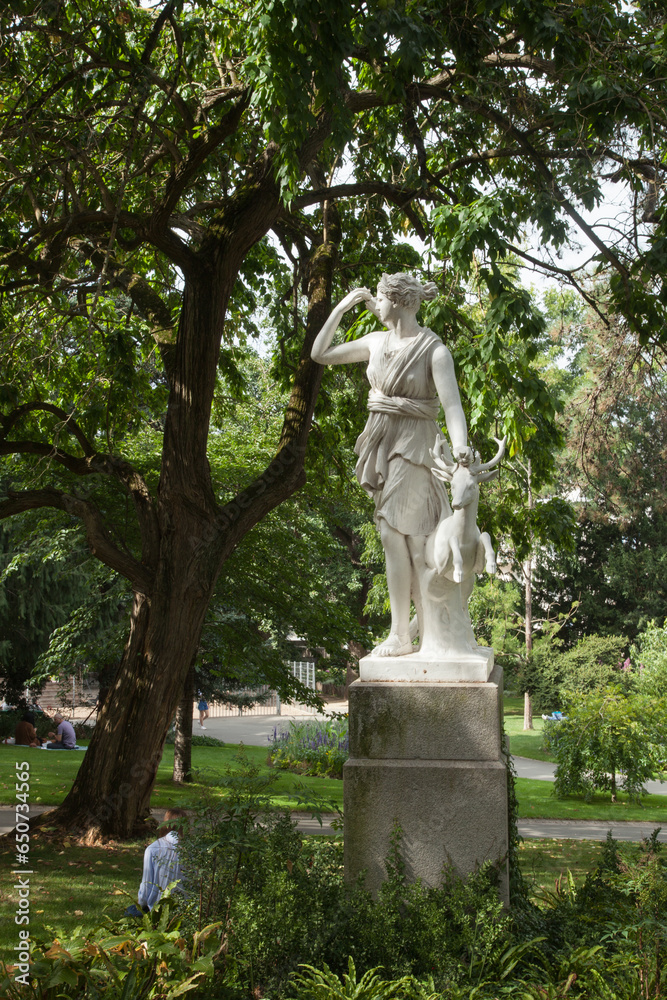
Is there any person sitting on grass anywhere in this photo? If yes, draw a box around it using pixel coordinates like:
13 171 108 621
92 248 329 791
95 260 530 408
125 807 188 917
45 713 76 749
15 711 42 747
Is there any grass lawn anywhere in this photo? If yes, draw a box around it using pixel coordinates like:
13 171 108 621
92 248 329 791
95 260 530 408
503 695 556 762
0 743 344 813
516 776 667 821
504 716 555 762
517 838 645 895
0 832 146 959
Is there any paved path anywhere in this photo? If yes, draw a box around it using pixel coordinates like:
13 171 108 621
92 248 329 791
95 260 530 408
1 805 664 842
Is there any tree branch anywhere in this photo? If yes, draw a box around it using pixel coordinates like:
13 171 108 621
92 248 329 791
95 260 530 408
0 488 153 595
451 95 632 283
481 52 556 74
0 439 95 475
0 414 160 568
141 1 178 65
1 403 95 456
505 244 611 326
14 209 197 276
150 93 250 231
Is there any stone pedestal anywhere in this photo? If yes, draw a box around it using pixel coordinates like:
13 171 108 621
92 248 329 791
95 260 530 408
359 647 494 683
344 664 509 904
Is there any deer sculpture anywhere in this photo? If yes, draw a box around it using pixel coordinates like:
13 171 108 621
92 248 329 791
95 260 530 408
424 436 506 586
408 436 505 660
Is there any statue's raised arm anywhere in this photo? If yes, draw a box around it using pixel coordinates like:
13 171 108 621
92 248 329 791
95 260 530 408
311 287 377 366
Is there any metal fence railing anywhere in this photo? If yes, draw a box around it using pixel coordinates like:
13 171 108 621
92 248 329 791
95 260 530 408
196 662 317 718
200 686 277 718
287 660 316 691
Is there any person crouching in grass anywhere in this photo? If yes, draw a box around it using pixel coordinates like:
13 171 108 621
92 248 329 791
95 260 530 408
125 807 188 917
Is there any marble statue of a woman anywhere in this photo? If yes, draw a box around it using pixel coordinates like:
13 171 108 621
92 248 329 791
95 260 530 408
311 273 473 657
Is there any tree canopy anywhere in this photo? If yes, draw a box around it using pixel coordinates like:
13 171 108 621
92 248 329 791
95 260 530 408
1 0 666 836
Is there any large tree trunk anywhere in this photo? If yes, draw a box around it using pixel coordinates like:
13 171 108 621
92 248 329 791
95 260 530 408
54 552 218 839
96 661 119 714
523 458 534 732
173 660 195 783
38 203 339 840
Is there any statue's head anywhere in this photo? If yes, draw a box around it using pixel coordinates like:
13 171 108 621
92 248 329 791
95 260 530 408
377 272 439 310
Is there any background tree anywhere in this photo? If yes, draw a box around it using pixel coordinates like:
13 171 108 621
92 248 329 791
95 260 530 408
631 618 667 699
547 686 667 803
534 310 667 644
0 515 98 704
1 0 666 837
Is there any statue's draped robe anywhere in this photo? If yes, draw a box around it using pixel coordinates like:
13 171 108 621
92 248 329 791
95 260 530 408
355 329 452 536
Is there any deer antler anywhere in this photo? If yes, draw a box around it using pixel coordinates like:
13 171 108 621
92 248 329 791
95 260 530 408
476 437 506 473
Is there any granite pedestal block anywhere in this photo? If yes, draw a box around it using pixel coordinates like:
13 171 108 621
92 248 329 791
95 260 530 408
344 665 509 904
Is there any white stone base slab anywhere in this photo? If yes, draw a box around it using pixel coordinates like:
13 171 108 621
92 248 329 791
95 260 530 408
359 646 494 683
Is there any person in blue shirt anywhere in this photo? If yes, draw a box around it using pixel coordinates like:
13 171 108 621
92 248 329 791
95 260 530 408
126 808 187 917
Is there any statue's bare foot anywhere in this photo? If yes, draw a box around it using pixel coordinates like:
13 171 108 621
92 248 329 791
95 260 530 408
372 633 412 657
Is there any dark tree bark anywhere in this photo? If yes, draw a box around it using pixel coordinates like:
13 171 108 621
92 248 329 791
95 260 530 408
173 660 195 783
96 662 119 715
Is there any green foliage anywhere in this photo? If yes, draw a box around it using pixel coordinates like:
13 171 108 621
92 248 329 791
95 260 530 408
269 716 349 778
0 895 220 999
514 633 631 715
603 831 667 996
546 687 667 802
556 634 630 694
632 618 667 699
164 731 224 749
519 831 667 1000
286 958 412 1000
0 519 99 702
176 751 512 997
31 573 131 696
515 645 564 717
534 312 667 646
468 579 523 659
193 351 380 692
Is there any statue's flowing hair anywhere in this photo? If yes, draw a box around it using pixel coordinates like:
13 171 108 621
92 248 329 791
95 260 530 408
377 272 439 309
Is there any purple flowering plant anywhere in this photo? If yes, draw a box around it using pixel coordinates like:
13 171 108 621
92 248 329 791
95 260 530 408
268 714 349 778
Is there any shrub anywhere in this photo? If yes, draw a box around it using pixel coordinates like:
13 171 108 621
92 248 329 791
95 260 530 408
521 831 667 1000
269 716 349 778
515 634 632 716
0 891 219 999
632 618 667 698
557 633 630 694
176 750 513 997
164 730 223 748
545 686 667 802
515 645 564 716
